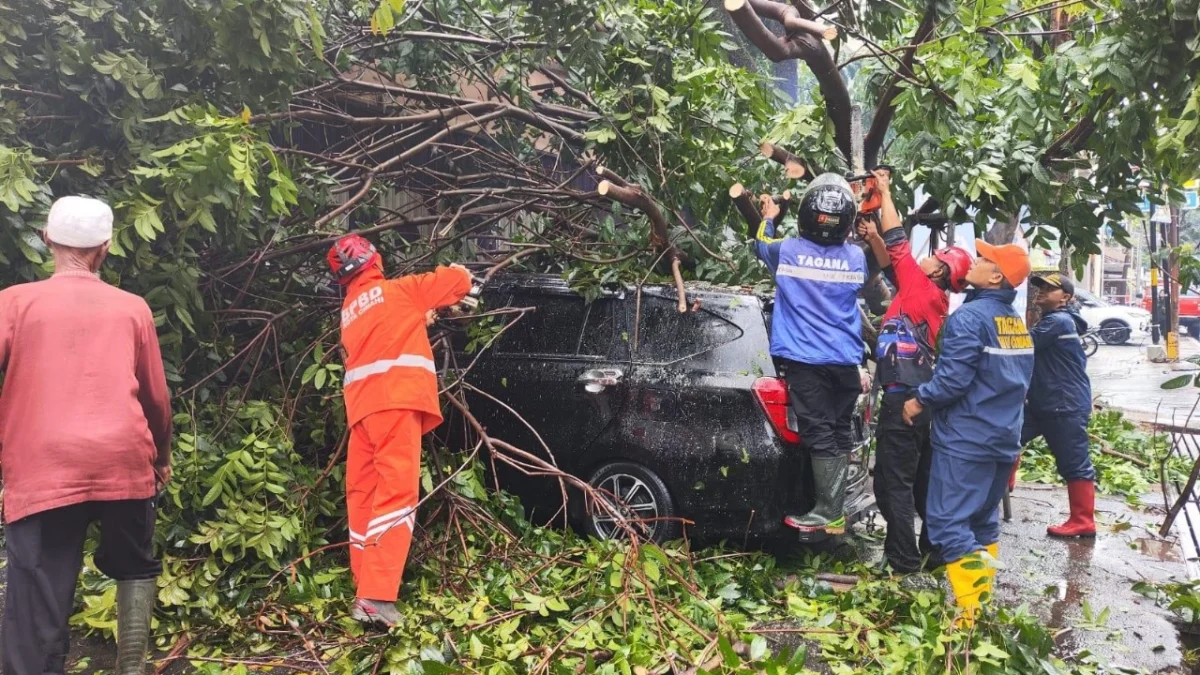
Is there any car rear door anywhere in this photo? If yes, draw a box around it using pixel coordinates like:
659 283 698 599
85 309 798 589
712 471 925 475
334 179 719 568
465 289 631 481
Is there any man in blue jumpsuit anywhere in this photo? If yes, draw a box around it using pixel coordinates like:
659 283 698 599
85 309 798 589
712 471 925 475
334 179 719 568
1022 273 1096 537
902 240 1033 625
754 174 866 536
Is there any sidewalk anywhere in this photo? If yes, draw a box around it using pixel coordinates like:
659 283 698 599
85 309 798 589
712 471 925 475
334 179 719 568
998 485 1191 673
1088 338 1200 429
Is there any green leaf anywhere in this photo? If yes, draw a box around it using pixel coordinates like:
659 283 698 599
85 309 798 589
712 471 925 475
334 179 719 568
469 635 484 659
200 480 224 507
643 560 660 583
1162 374 1193 389
749 635 768 661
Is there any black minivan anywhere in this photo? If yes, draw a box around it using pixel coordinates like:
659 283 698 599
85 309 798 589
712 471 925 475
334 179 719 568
443 274 873 544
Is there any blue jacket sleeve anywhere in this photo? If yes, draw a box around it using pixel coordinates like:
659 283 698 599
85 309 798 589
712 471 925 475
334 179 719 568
753 218 783 275
1030 312 1070 350
916 311 983 409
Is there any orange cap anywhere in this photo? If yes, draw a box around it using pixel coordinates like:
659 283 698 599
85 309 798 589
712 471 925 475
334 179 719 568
975 239 1031 287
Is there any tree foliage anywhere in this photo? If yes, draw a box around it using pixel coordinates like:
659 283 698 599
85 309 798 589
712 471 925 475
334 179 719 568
2 0 1200 670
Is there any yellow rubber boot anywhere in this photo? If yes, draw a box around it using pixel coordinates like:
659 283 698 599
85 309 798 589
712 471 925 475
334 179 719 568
946 551 993 628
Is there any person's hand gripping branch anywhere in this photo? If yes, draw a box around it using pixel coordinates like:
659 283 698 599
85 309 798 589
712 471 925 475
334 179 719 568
759 194 781 222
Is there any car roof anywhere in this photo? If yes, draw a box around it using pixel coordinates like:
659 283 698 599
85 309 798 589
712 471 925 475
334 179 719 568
487 273 767 299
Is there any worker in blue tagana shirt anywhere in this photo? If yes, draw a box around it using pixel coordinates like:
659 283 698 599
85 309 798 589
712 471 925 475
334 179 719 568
753 173 866 537
1017 273 1096 538
902 240 1035 627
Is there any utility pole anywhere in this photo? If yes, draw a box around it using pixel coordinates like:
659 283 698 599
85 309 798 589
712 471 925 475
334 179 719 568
1150 217 1161 346
1168 206 1181 360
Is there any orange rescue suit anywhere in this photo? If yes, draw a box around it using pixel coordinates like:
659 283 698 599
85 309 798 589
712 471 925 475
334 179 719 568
338 263 471 601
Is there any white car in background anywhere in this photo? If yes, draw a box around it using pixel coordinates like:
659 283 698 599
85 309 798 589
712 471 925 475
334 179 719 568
1074 288 1151 345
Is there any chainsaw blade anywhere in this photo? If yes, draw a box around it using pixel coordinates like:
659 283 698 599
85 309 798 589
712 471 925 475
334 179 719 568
850 104 864 176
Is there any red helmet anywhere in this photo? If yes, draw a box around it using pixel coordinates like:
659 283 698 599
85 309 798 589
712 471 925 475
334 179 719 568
933 245 972 293
327 234 379 284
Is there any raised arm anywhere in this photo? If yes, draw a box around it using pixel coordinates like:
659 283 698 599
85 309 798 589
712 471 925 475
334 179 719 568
753 194 784 275
393 264 473 312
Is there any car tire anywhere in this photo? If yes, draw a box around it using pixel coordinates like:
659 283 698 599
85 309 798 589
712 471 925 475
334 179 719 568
582 461 679 543
1188 322 1200 339
1100 319 1131 345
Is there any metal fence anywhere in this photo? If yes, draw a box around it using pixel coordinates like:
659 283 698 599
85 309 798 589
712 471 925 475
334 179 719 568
1157 422 1200 580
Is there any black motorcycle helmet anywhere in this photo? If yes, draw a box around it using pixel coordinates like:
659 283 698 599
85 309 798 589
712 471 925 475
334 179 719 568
796 173 857 245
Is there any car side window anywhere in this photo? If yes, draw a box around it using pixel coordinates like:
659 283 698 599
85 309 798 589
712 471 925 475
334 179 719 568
579 298 628 359
495 294 586 356
635 295 742 364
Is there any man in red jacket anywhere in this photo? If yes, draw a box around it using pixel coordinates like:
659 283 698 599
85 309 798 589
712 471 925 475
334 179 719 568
858 171 971 574
327 234 473 627
0 197 172 675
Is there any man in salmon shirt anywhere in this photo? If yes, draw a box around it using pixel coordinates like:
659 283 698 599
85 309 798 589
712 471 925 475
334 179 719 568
327 234 473 627
0 196 172 674
857 170 971 574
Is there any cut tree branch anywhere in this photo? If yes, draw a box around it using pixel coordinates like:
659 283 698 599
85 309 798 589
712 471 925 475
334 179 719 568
760 142 808 179
724 0 853 160
729 183 762 235
595 165 630 188
724 0 806 61
597 178 690 312
747 0 837 40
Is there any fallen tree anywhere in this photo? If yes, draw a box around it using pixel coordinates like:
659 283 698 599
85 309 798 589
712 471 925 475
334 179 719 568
6 0 1200 670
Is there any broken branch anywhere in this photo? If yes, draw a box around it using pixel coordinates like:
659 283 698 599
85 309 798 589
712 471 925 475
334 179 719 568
759 142 808 179
595 165 630 188
746 0 837 40
598 178 689 312
671 258 688 313
728 183 762 235
724 0 805 61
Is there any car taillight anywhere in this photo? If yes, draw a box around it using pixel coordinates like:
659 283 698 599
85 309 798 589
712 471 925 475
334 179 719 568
752 377 801 444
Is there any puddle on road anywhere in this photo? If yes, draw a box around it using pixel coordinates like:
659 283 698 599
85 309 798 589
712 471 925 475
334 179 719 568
1135 537 1184 562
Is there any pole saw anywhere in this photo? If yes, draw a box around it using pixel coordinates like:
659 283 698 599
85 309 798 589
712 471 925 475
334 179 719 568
845 105 891 229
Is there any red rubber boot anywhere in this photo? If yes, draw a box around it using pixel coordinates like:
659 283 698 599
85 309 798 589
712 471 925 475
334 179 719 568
1047 480 1097 538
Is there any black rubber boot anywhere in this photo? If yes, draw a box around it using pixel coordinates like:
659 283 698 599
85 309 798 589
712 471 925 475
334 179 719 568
116 578 156 674
784 454 849 535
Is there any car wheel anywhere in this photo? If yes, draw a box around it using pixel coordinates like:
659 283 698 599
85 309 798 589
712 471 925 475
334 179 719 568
583 462 679 543
1100 320 1131 345
1188 322 1200 339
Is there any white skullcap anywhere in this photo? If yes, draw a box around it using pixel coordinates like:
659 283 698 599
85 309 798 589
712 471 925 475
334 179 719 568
45 196 114 248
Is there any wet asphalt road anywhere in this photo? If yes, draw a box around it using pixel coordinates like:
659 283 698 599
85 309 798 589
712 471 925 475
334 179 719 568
1090 339 1200 429
977 485 1189 673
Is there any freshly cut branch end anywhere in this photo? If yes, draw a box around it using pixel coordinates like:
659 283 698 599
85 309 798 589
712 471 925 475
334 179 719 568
729 183 761 235
760 142 807 179
595 165 630 188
